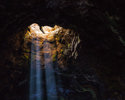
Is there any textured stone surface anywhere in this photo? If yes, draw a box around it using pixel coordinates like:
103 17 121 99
0 0 125 100
24 23 80 68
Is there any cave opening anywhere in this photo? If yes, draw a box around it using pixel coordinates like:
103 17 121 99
1 1 125 99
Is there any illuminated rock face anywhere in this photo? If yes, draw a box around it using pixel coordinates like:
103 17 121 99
42 25 62 40
29 23 43 37
28 23 62 41
24 23 80 68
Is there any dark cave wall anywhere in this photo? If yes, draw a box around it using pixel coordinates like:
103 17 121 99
0 0 125 100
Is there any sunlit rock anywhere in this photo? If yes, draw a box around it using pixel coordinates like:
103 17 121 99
26 23 62 41
24 23 80 68
41 25 62 40
29 23 43 37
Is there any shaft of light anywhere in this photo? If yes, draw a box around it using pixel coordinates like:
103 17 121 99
29 39 36 100
29 38 42 100
29 39 58 100
43 41 57 100
36 39 42 100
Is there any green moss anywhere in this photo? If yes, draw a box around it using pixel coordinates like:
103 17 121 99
61 49 63 54
52 54 57 62
24 55 29 59
68 44 70 48
25 49 30 53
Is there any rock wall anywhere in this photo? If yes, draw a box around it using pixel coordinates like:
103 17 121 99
0 0 125 100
